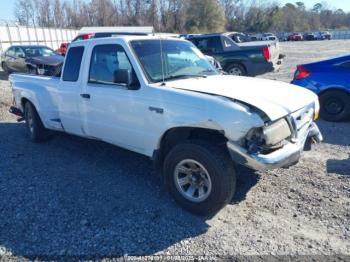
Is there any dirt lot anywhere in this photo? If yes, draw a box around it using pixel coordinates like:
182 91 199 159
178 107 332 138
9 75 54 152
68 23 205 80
0 40 349 259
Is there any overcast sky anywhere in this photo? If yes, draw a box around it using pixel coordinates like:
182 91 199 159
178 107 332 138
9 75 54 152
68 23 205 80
1 0 349 23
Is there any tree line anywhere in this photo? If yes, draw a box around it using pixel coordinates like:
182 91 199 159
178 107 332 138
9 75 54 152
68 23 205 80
14 0 350 33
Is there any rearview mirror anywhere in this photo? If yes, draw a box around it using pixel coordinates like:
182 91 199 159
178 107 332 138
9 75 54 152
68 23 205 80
113 69 139 90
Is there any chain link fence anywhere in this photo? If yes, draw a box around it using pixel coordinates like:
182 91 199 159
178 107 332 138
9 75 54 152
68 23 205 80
329 30 350 39
276 30 350 40
0 22 78 54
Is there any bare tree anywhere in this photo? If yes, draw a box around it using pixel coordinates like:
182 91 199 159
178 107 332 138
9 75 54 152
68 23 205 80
13 0 350 33
14 0 36 26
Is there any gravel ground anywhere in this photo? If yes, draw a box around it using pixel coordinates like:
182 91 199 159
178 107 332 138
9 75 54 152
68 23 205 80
0 40 349 260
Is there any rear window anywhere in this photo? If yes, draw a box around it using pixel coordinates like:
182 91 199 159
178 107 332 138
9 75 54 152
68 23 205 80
192 37 222 53
62 46 84 82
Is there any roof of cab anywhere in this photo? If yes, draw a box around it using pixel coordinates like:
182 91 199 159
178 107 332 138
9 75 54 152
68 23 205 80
69 35 187 47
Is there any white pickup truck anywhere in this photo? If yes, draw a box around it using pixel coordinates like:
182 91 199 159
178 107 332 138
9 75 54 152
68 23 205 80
9 36 323 215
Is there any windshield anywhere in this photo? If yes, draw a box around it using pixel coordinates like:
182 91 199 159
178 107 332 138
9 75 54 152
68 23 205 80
24 47 57 57
130 40 219 83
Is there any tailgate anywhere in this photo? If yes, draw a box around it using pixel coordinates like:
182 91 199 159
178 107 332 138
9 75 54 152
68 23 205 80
268 41 280 62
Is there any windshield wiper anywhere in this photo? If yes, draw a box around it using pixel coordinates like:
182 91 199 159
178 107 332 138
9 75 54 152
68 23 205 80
161 74 207 82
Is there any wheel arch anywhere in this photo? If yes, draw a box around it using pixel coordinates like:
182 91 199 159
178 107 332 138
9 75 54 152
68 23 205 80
153 126 228 171
223 62 247 75
20 97 46 125
318 86 350 97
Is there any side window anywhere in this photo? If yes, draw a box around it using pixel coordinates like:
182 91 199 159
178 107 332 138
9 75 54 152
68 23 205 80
6 47 15 56
14 47 25 58
196 37 222 53
196 38 209 51
88 44 134 86
208 37 223 52
62 46 84 82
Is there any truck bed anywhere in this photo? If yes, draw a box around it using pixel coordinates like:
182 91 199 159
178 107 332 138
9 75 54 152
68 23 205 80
236 40 277 47
237 40 280 62
9 74 62 130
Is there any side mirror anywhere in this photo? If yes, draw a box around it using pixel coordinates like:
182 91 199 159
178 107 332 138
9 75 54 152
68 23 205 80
113 69 139 90
18 54 25 58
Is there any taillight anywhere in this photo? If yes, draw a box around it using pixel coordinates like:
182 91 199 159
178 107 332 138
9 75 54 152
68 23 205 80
262 47 270 61
294 65 310 80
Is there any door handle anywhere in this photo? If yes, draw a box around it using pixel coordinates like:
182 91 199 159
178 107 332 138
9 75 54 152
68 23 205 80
80 94 91 99
148 106 164 114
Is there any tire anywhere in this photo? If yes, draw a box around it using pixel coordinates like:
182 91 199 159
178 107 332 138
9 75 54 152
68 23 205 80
2 62 11 74
226 63 246 76
319 90 350 122
164 140 236 216
24 102 50 142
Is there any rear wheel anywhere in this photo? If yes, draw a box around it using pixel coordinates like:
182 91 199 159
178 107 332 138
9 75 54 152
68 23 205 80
319 90 350 122
164 141 236 216
226 63 246 76
24 102 50 142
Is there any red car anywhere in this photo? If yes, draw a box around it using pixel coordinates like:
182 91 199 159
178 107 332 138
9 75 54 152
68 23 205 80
288 33 303 41
72 33 95 42
56 33 94 56
56 42 69 56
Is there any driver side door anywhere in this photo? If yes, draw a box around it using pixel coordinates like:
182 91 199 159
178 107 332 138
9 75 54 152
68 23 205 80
80 43 148 154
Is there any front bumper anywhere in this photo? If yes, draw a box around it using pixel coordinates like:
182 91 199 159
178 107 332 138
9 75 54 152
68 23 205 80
227 122 323 171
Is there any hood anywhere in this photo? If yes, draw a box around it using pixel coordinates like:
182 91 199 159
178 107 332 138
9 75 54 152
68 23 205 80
166 75 318 121
27 55 64 66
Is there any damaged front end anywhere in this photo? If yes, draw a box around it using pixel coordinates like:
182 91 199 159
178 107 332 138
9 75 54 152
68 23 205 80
34 63 63 77
227 104 323 171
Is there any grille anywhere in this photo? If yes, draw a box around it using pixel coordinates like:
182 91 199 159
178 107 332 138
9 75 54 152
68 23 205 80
291 104 314 131
287 103 314 142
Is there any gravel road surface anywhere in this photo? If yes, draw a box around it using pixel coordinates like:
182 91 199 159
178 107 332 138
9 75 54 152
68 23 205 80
0 40 349 260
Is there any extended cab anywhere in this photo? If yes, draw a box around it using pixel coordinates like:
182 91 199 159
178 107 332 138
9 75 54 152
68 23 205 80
9 36 322 215
187 33 283 76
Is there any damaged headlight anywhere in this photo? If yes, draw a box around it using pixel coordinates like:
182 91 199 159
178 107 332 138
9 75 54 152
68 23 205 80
246 118 292 154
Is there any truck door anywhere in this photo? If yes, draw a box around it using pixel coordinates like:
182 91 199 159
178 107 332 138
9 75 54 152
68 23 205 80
58 45 86 136
79 42 147 154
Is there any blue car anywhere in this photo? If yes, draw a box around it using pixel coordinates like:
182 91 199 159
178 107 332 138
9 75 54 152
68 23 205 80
292 55 350 122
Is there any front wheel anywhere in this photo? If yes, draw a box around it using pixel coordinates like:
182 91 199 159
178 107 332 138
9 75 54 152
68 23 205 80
2 62 11 74
164 141 236 216
319 90 350 122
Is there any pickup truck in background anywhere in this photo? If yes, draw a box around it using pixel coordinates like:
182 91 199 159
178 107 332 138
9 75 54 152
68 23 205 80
186 33 283 76
9 36 322 215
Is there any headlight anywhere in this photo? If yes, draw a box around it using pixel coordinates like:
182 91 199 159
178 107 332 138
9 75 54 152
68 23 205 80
262 118 292 146
246 118 292 153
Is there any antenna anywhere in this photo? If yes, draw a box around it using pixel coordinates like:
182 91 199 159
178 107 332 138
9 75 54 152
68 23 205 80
159 36 166 86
